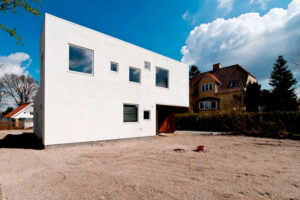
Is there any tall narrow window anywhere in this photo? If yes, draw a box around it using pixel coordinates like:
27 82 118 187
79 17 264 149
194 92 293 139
156 67 169 88
129 67 141 83
123 104 138 122
69 45 93 74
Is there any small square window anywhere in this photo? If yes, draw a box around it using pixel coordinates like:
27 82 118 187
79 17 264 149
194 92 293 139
145 61 151 70
144 110 150 120
110 62 118 72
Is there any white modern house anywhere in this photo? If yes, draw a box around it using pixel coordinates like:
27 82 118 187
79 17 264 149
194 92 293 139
34 13 189 146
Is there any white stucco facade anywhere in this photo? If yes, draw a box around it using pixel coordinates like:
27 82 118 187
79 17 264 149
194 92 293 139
34 13 189 146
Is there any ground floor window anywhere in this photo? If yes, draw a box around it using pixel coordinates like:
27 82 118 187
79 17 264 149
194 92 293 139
199 100 218 110
143 110 150 120
123 104 138 122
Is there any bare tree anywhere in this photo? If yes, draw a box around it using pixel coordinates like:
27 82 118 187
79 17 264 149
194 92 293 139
0 74 38 106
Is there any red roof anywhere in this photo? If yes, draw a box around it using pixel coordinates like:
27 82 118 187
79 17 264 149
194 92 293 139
3 103 32 118
191 64 256 93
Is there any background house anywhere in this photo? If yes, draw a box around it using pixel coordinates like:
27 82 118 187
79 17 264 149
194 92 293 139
190 63 256 113
34 14 189 146
3 103 34 119
3 103 34 129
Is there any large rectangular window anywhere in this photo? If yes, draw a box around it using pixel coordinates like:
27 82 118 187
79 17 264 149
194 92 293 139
199 101 218 110
123 104 138 122
129 67 141 83
69 45 93 74
156 67 169 88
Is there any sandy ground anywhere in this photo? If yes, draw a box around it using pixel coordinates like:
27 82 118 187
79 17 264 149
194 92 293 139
0 130 299 200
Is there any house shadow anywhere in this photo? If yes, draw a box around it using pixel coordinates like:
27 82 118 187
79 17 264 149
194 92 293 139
0 132 44 150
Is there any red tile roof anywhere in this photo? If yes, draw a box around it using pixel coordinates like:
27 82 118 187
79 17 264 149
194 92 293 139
191 64 255 93
3 103 32 118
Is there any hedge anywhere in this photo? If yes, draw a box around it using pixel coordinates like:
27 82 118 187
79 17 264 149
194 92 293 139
175 112 300 138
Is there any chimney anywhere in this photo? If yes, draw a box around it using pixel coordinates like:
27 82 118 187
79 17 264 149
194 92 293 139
213 63 221 70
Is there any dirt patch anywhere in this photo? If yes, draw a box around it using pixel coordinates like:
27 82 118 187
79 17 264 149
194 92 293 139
0 130 299 199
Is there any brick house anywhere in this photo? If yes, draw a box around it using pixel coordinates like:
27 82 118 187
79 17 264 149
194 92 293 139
190 63 257 113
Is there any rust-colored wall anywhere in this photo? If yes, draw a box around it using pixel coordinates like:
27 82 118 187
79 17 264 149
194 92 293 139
157 106 175 133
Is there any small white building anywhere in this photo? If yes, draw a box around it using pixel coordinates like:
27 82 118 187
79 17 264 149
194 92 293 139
4 103 34 119
34 14 189 146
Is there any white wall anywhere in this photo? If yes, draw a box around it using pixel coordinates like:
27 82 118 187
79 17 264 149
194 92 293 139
40 13 189 145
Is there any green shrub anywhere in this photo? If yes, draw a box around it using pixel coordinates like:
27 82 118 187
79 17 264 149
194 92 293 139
175 111 300 139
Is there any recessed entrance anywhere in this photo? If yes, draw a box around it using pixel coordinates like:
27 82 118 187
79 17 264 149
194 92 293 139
156 105 176 134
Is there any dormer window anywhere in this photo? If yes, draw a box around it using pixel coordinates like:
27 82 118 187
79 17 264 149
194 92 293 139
201 83 213 91
229 80 238 88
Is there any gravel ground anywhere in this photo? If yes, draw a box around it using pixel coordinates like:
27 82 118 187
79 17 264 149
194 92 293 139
0 130 299 200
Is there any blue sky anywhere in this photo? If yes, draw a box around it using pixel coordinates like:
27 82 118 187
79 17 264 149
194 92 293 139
0 0 298 92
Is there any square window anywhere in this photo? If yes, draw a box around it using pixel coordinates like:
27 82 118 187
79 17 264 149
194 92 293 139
110 62 118 72
156 67 169 88
144 110 150 120
69 45 93 74
129 67 141 83
123 104 138 122
145 61 151 70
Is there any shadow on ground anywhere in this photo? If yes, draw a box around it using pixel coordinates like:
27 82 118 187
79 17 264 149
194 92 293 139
0 132 44 150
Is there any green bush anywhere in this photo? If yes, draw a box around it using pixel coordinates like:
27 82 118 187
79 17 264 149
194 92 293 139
175 112 300 139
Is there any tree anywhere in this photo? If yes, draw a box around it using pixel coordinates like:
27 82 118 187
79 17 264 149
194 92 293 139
245 82 261 112
1 106 13 117
0 73 38 106
260 89 273 111
269 56 298 111
0 0 41 45
189 65 200 80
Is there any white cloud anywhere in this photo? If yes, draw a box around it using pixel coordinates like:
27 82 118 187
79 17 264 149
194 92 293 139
217 0 234 13
181 0 300 92
182 10 189 20
250 0 270 10
0 52 30 77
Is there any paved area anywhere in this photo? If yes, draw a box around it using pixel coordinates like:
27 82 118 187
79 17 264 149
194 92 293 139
0 130 299 200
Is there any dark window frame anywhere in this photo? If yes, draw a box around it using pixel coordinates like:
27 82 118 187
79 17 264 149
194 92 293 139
123 104 139 122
